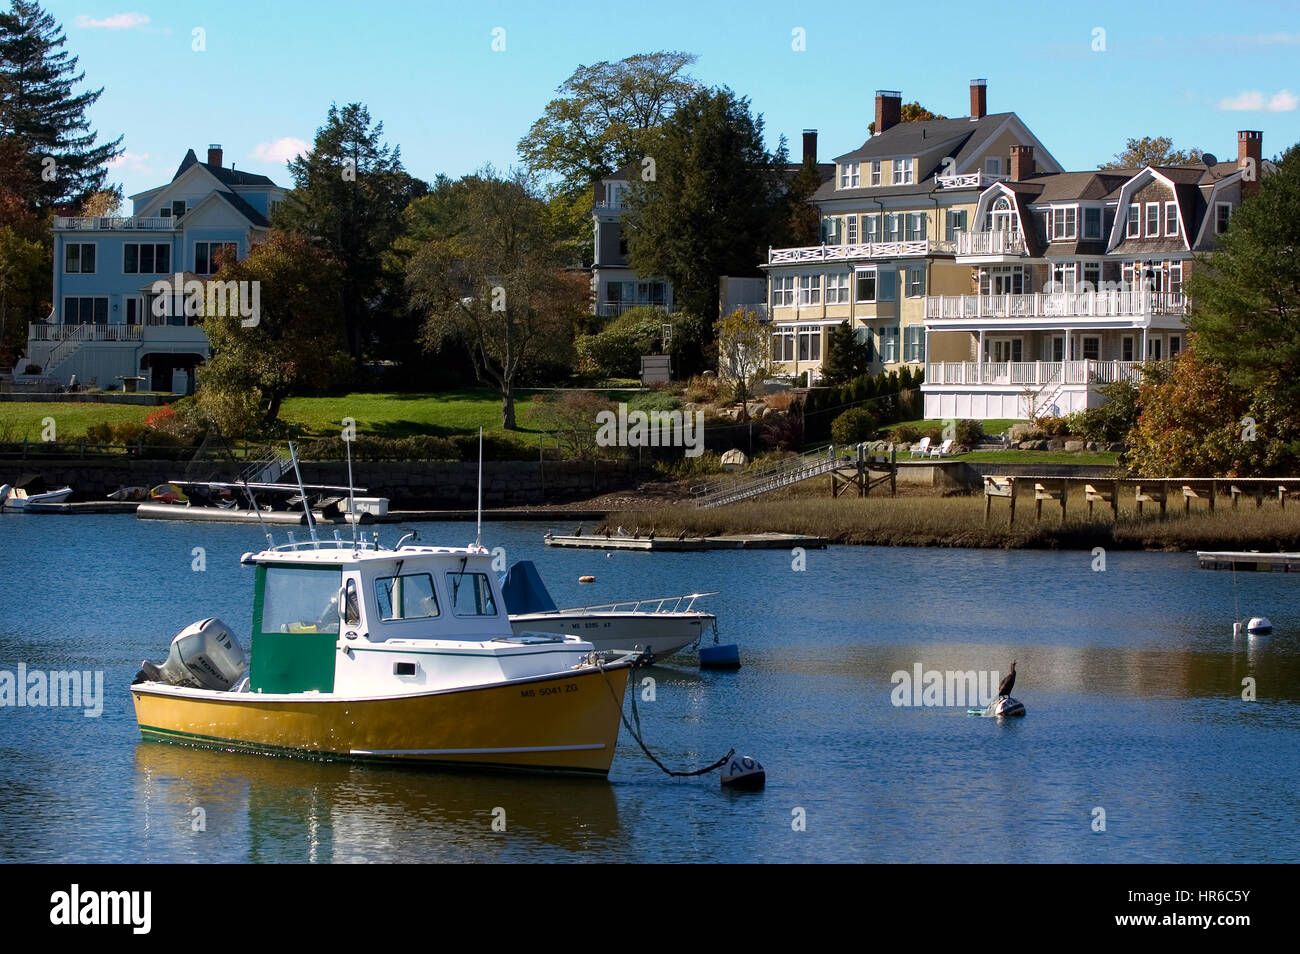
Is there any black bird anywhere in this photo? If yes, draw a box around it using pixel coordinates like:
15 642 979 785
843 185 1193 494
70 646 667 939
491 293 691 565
648 527 656 541
604 526 612 539
574 524 583 537
677 529 687 541
632 526 641 539
997 660 1017 698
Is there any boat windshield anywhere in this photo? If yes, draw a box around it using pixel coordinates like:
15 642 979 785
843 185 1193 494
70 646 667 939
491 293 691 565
376 573 440 620
445 571 499 617
260 566 343 634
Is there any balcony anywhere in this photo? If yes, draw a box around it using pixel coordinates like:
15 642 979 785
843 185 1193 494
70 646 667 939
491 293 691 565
954 230 1025 257
29 322 142 342
767 239 954 266
53 216 178 231
925 359 1144 388
925 290 1187 324
595 300 668 318
935 172 1008 189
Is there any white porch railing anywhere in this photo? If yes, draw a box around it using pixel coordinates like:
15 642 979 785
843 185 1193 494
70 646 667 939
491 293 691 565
925 360 1144 387
935 172 1008 189
768 239 954 265
925 290 1188 321
954 230 1025 256
29 322 144 342
53 216 177 230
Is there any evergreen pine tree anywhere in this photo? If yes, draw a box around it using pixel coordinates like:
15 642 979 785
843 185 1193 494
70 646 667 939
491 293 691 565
0 0 122 211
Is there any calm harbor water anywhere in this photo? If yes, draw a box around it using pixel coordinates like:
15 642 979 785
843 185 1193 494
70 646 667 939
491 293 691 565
1 514 1298 863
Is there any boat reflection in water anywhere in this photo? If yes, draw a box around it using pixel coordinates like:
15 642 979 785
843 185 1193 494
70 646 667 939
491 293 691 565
132 742 622 862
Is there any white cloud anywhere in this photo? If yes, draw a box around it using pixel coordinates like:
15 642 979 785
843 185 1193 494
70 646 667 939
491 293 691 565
1268 89 1299 111
74 13 149 30
1218 89 1298 112
251 138 310 164
107 150 151 172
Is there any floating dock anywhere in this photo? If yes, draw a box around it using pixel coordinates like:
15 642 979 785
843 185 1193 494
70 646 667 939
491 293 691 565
545 532 827 551
136 503 366 525
19 501 140 515
1197 550 1300 572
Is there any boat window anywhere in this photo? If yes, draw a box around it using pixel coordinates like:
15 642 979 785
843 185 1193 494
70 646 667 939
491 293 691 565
445 572 499 617
261 567 343 634
376 573 439 621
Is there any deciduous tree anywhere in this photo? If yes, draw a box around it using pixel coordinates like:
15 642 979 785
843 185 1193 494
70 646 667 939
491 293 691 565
1099 136 1202 170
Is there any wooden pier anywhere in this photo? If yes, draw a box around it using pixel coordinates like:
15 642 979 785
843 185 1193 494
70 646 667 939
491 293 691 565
1197 550 1300 572
984 475 1300 524
545 532 827 551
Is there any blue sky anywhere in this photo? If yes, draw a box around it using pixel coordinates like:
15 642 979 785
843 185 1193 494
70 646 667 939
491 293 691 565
44 0 1300 199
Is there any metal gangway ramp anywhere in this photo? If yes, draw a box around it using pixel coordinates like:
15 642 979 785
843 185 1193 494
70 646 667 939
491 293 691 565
690 444 859 509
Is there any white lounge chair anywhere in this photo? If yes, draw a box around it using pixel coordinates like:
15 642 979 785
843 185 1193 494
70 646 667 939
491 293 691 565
910 437 931 458
929 439 955 458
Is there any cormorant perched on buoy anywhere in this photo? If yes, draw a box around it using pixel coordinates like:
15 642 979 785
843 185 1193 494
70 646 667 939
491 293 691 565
997 660 1017 697
574 523 583 537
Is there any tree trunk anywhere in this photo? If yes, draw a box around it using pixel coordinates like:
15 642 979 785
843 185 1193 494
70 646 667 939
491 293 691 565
265 392 283 424
501 388 516 430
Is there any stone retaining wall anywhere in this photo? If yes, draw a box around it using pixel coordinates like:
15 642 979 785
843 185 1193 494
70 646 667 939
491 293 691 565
3 457 640 507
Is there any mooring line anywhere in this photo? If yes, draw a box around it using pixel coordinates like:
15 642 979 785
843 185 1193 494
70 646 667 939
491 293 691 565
597 656 733 778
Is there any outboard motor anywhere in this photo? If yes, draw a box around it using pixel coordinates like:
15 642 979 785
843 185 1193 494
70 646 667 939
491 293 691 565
136 618 248 691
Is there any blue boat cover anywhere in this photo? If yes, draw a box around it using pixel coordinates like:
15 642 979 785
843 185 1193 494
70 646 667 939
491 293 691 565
500 560 558 614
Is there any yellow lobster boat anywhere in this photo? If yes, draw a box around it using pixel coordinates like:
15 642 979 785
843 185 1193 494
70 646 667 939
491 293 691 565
131 532 637 777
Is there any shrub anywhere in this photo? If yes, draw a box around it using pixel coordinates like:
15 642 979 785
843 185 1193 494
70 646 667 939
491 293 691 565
83 422 113 444
922 425 944 442
1039 416 1071 437
761 409 803 451
830 407 877 445
889 424 922 444
954 419 983 446
764 390 795 412
298 435 460 461
684 374 720 405
113 421 145 445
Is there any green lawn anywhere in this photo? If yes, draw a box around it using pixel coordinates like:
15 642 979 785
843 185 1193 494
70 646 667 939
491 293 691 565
0 402 152 441
890 418 1025 435
948 449 1119 466
281 388 651 451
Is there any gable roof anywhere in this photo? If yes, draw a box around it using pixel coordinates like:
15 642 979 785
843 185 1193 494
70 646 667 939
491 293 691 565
173 148 277 188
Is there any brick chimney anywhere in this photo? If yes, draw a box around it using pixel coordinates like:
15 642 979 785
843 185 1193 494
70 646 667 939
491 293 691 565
1009 144 1033 181
207 144 223 168
1238 130 1262 197
970 79 987 120
875 90 901 135
802 129 818 165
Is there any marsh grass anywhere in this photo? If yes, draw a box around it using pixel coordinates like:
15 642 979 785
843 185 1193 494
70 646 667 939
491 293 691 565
606 494 1300 551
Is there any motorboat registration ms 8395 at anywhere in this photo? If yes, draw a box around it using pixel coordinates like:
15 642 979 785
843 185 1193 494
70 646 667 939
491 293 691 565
130 536 637 776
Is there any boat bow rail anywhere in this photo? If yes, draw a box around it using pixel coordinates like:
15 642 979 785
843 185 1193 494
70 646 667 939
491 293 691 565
551 592 719 615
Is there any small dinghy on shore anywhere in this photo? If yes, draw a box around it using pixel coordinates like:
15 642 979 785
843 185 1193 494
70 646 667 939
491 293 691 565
0 475 74 511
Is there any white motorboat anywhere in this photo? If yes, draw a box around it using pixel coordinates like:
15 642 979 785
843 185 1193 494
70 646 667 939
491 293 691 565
0 480 74 511
502 561 718 660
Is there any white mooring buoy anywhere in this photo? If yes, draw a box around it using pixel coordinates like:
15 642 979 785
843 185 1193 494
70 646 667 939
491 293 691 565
721 754 766 791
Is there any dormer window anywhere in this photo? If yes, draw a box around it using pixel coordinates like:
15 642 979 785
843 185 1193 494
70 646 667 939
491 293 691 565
1215 203 1232 234
1164 201 1178 237
1051 206 1077 241
891 160 913 185
988 196 1017 234
984 157 1002 176
839 162 860 189
1083 208 1101 239
172 201 186 218
870 161 881 186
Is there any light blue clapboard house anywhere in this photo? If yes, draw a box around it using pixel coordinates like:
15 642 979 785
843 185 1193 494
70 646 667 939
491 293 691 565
22 145 284 393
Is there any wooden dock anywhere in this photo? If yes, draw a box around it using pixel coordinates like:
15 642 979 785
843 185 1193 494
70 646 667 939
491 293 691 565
20 500 139 515
1197 550 1300 572
545 532 827 551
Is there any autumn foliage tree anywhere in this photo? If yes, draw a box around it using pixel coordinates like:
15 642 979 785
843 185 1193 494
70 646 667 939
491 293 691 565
197 231 352 433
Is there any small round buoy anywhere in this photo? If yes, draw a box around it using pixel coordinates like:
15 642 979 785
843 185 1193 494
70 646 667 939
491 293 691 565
721 754 765 790
1248 616 1272 635
578 575 595 583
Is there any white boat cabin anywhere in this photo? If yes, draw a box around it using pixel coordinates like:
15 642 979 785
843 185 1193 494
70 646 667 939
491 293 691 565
240 539 593 697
